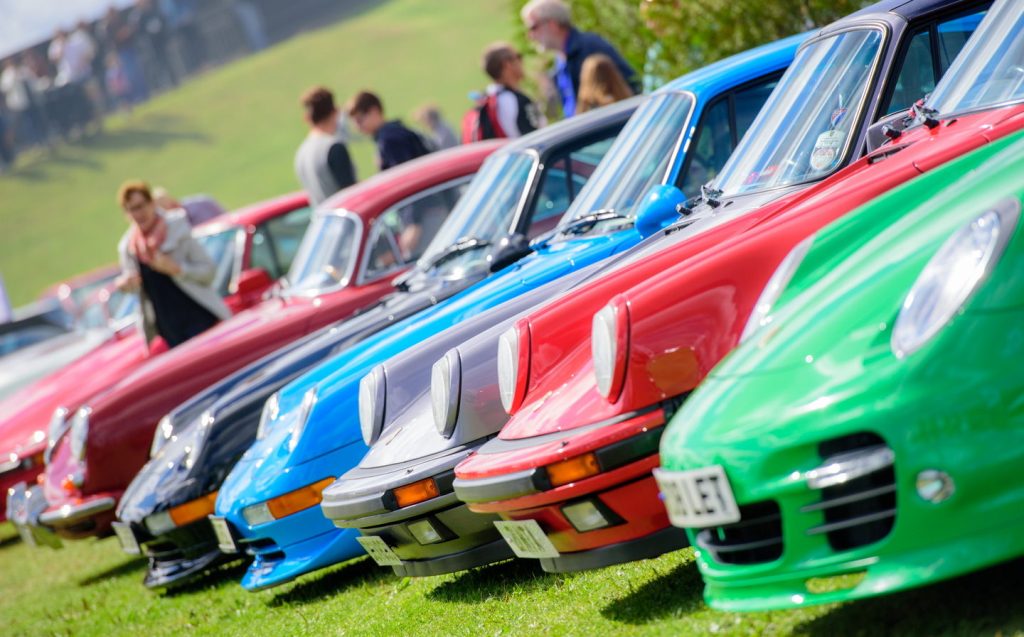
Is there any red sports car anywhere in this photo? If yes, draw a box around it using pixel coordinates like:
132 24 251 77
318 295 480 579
14 142 501 543
0 191 311 524
453 2 1018 572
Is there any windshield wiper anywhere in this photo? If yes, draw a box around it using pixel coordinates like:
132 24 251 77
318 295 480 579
913 99 941 129
557 209 629 237
699 183 723 209
424 236 491 271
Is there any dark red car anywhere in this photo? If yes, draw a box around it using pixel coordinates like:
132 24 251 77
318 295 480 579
13 142 500 543
0 191 311 524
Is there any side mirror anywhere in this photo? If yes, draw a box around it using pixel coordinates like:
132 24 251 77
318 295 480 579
866 110 912 153
235 268 273 296
635 184 686 238
487 233 532 273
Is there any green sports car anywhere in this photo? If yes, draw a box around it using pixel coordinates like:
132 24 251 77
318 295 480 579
654 128 1024 612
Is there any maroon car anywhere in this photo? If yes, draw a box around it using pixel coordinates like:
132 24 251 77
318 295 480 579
23 142 501 542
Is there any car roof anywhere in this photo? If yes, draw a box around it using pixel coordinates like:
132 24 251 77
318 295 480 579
319 139 507 221
199 191 310 234
500 96 642 157
656 32 809 100
831 0 979 29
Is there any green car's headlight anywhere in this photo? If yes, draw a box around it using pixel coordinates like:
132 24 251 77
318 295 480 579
892 202 1019 358
740 235 815 344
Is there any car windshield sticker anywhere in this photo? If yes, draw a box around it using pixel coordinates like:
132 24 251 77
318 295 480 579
810 130 845 173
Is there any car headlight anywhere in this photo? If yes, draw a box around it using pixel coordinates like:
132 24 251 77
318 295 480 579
70 406 91 462
892 203 1019 357
592 297 629 401
740 235 815 344
289 387 318 452
48 407 69 450
183 411 215 470
150 414 175 459
255 392 280 441
359 366 386 446
431 349 462 439
497 322 530 414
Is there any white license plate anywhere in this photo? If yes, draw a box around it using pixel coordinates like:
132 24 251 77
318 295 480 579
112 522 141 555
356 535 403 567
654 465 741 528
209 516 238 553
13 522 37 548
494 520 560 559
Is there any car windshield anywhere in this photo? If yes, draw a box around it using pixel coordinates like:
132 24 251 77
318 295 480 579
559 92 693 229
195 228 240 297
711 28 883 197
415 151 535 277
285 213 360 294
925 3 1024 118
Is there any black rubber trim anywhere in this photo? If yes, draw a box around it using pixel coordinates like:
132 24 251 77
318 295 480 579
452 467 550 504
391 537 514 577
474 405 660 455
538 524 689 574
593 425 664 472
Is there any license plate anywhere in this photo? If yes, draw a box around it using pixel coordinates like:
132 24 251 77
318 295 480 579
494 520 560 559
209 516 238 553
14 522 37 548
112 522 141 555
356 535 402 567
654 465 741 528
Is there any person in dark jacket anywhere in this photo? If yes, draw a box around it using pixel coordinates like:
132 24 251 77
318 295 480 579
521 0 638 117
346 90 430 171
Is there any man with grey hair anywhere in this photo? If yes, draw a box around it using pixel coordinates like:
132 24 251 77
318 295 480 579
521 0 638 117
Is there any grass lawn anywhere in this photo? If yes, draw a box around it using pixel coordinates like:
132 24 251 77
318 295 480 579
1 521 1024 636
0 0 511 306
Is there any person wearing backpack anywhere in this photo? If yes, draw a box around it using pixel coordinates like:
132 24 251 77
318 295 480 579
463 43 545 143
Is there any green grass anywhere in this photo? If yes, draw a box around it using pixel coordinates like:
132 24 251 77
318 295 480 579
2 521 1024 636
0 0 511 306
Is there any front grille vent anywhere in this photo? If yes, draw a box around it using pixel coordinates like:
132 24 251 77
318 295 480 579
695 500 782 565
804 432 896 551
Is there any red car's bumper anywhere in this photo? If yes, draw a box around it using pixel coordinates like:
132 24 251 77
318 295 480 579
0 452 45 523
453 406 687 572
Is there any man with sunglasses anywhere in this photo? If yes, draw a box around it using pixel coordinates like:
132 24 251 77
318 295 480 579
521 0 638 117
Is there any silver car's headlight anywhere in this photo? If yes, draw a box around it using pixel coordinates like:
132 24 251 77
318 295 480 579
359 366 386 446
431 349 462 439
70 406 91 462
592 298 629 400
740 235 815 344
289 387 318 452
150 414 175 459
255 392 280 441
892 204 1018 357
48 407 70 450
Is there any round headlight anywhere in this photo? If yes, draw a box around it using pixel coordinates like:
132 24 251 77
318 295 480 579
289 387 318 452
892 205 1018 357
431 349 462 439
150 414 175 459
256 392 280 442
48 407 69 450
497 323 529 414
740 235 815 344
359 366 386 446
70 406 91 462
592 299 629 400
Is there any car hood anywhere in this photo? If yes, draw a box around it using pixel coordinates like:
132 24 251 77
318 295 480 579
0 327 113 402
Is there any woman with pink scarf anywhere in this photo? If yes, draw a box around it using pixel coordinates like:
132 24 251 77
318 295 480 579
115 180 230 347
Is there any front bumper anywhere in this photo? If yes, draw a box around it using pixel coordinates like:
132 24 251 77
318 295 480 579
6 483 62 548
113 517 241 589
321 448 512 577
8 480 119 543
453 407 687 572
220 501 364 591
0 453 45 523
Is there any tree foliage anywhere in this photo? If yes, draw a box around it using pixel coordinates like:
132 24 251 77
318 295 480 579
509 0 871 92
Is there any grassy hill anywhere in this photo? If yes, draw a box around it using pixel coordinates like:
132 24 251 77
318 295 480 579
0 0 510 305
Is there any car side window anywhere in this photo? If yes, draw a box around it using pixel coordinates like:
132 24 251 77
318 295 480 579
251 206 313 279
529 135 616 238
363 179 469 281
679 74 781 198
883 9 987 116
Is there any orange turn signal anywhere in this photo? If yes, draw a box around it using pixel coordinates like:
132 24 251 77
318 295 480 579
547 453 600 487
168 491 218 528
393 478 440 508
266 477 334 519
